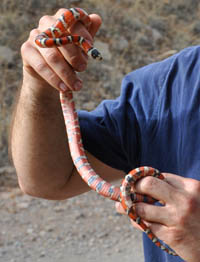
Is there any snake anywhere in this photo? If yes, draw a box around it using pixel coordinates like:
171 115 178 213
35 7 177 256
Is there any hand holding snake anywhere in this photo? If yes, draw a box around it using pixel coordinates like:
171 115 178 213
33 7 178 256
20 9 199 262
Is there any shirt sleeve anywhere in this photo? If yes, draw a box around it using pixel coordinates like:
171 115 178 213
78 78 140 174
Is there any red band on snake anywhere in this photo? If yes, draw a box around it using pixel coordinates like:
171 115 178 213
35 7 177 256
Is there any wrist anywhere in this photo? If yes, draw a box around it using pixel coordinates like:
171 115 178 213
19 70 61 117
22 66 59 98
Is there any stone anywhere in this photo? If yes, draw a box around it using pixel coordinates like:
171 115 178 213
193 21 200 35
116 36 129 51
151 29 163 45
0 46 15 64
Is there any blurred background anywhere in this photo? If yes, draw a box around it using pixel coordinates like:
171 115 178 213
0 0 200 261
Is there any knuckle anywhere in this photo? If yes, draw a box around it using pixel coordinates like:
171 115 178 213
46 71 58 84
184 195 198 214
55 8 68 17
38 15 51 26
29 28 40 39
168 227 185 245
136 204 145 218
46 72 60 90
46 51 59 64
174 195 197 226
21 41 30 55
189 179 200 194
70 55 87 72
141 176 157 191
60 67 76 82
35 61 47 73
21 41 33 60
70 55 81 68
178 215 187 227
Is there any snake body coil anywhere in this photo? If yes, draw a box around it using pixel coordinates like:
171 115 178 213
35 7 177 256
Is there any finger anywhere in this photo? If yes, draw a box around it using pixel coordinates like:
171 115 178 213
135 203 172 225
162 172 193 191
31 28 83 91
59 20 93 71
38 10 88 72
37 45 83 91
129 215 172 245
54 9 102 38
54 9 95 71
57 30 89 72
37 14 56 31
135 176 175 203
144 222 170 243
56 12 101 71
88 14 102 38
115 201 170 229
22 42 71 92
54 8 69 18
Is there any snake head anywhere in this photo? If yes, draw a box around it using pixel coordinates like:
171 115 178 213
88 48 103 60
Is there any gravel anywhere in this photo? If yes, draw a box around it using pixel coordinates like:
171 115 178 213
0 179 144 262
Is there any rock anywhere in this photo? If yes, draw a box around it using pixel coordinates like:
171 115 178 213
131 18 144 32
148 17 167 33
137 35 154 51
39 231 46 237
27 228 34 234
54 205 65 212
0 46 15 64
46 226 54 232
193 21 200 35
115 36 129 52
39 251 46 257
0 166 15 174
161 0 199 20
17 202 30 209
151 29 163 44
172 32 191 50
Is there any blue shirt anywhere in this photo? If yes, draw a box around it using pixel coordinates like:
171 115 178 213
78 46 200 262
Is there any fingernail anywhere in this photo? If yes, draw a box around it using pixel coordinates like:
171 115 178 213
59 82 68 92
74 80 82 91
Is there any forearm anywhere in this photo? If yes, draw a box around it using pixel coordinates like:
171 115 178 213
10 9 103 199
10 74 73 199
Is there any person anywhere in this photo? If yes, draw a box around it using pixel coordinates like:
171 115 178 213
10 8 200 262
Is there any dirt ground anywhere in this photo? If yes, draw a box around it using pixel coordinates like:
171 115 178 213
0 167 144 262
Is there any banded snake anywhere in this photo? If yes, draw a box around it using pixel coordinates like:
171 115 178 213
35 7 177 256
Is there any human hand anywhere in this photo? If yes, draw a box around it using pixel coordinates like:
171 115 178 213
116 173 200 262
21 8 102 95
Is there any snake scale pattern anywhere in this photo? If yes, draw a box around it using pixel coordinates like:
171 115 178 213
35 7 177 256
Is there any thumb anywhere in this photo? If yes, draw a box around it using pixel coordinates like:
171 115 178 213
89 14 102 38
